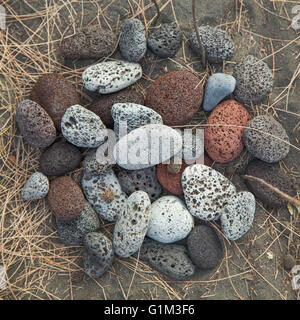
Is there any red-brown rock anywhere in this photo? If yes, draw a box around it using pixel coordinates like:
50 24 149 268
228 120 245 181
145 71 203 126
204 100 250 163
48 176 85 221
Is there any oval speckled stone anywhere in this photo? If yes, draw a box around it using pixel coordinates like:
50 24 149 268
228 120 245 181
16 100 56 148
81 170 127 222
48 176 85 221
182 164 236 221
189 26 234 63
30 74 81 130
138 238 195 280
82 148 113 176
82 60 142 94
245 159 295 208
243 115 290 163
220 192 256 241
204 99 251 163
113 191 151 258
119 18 146 62
117 167 162 201
60 26 117 60
147 196 194 244
83 232 114 278
40 141 82 176
187 224 224 269
57 202 100 246
234 55 273 105
89 88 144 128
147 22 182 58
145 71 203 126
21 172 49 201
61 104 107 148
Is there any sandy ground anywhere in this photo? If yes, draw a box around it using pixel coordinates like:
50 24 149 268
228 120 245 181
0 0 299 300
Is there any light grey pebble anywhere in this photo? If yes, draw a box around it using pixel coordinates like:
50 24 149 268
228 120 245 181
82 148 113 176
61 104 107 148
57 202 100 246
220 192 256 240
182 164 236 221
81 170 127 222
138 238 195 280
117 166 162 201
111 103 163 140
119 18 146 62
114 124 182 170
189 26 234 63
203 73 236 111
21 172 49 201
82 60 142 94
243 115 290 163
147 22 182 58
147 195 194 243
113 191 151 258
234 55 273 104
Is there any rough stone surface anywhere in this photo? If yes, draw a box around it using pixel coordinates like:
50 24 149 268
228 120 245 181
138 239 195 280
245 159 295 208
204 99 251 163
16 100 56 148
147 22 182 58
117 167 162 201
81 170 127 222
31 74 81 130
187 224 224 269
89 88 144 128
220 192 256 241
234 55 273 104
60 26 117 60
57 202 100 246
203 73 236 111
82 60 142 94
119 18 146 62
39 141 82 176
189 26 234 63
243 115 290 163
147 196 194 243
113 191 151 258
145 71 203 126
182 164 236 220
111 103 163 140
48 176 85 221
21 172 49 201
82 148 113 176
61 104 107 148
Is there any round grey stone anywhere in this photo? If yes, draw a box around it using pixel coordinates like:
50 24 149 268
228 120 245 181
82 148 113 176
21 172 49 201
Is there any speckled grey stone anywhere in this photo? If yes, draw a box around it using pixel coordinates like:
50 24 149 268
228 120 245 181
117 166 162 201
111 103 163 140
243 115 290 163
82 60 143 94
203 73 236 111
189 26 234 63
56 202 100 246
138 239 195 280
119 18 146 62
21 172 49 201
147 196 194 244
147 22 182 58
81 170 127 222
220 192 255 241
234 55 273 104
83 232 114 278
82 148 113 176
61 104 107 148
182 164 236 221
113 191 151 258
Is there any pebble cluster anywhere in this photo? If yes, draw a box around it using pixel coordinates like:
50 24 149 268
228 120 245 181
18 17 292 281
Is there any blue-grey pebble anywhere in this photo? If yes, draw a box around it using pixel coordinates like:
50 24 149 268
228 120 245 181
21 172 49 201
203 73 236 111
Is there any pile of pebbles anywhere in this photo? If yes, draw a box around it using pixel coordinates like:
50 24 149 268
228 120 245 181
18 18 293 281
